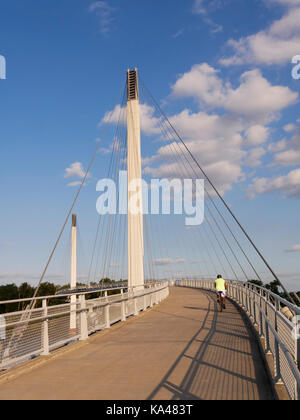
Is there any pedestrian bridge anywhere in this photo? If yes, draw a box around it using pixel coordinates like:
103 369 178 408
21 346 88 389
0 282 299 400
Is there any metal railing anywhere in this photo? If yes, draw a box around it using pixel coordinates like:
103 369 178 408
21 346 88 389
0 282 169 371
176 279 300 401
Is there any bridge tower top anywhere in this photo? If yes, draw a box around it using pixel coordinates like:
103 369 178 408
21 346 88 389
127 68 139 101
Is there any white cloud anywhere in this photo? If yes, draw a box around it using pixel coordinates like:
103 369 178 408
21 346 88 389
101 103 162 135
101 104 124 126
220 6 300 66
275 149 300 166
172 28 185 39
172 65 298 120
245 125 269 146
248 168 300 198
268 138 287 152
143 109 246 195
64 162 91 187
67 181 84 188
89 1 115 34
64 162 87 179
286 244 300 252
172 64 226 108
193 0 206 14
276 151 300 166
192 0 223 33
274 128 300 165
284 123 297 132
243 147 266 167
225 70 298 118
154 258 185 266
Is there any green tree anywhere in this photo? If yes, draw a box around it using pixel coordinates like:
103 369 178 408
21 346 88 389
265 280 281 296
36 282 57 297
18 282 35 310
99 278 113 284
247 280 264 287
247 279 264 293
19 282 34 298
36 282 60 307
0 284 19 313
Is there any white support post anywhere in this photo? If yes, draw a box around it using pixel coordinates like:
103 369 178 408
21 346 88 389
134 295 139 316
105 291 110 329
121 289 126 322
150 291 154 308
41 299 49 356
127 69 144 292
274 298 281 379
154 284 158 305
80 295 88 341
70 214 77 332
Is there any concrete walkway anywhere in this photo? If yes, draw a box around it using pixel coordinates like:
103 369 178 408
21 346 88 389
0 287 274 400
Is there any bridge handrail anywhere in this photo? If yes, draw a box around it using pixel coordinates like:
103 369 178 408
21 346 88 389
239 281 300 314
1 285 167 330
0 282 161 306
0 282 169 371
176 279 300 401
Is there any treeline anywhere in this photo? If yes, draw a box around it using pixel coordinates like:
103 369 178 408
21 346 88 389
248 279 300 306
0 278 121 314
0 282 60 313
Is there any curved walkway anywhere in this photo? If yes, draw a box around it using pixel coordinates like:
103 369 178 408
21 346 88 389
0 287 274 400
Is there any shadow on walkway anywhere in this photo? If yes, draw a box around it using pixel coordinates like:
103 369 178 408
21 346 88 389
147 290 274 401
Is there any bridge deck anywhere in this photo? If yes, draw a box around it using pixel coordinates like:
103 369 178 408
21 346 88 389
0 287 274 400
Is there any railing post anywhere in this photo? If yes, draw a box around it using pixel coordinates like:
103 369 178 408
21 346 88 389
159 286 163 303
155 285 159 304
121 289 126 322
274 298 281 380
105 291 110 329
264 296 271 354
150 289 154 308
80 294 88 340
250 289 254 318
134 295 138 315
247 287 251 315
155 284 159 305
259 289 263 336
252 291 257 326
41 299 49 356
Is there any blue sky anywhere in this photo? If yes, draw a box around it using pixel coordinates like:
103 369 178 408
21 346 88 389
0 0 300 290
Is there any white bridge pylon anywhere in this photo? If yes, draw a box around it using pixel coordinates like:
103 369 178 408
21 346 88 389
127 69 144 291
